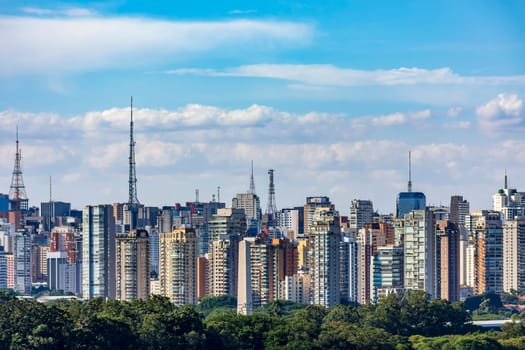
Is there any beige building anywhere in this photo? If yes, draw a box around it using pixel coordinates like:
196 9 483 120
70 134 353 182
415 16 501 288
116 229 150 300
503 217 525 293
159 226 197 305
208 237 237 296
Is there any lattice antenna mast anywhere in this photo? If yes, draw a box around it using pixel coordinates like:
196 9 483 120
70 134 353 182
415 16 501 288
266 169 277 215
248 160 256 194
408 150 413 193
9 125 29 210
128 97 140 206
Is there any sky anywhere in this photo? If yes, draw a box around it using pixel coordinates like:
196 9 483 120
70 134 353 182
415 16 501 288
0 1 524 214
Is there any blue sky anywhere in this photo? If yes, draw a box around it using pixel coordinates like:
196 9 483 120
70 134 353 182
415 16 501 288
0 1 524 213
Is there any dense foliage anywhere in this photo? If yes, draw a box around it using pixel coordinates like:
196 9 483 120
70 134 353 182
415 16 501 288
1 289 525 349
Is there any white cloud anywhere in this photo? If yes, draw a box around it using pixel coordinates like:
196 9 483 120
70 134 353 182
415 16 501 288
476 93 523 131
228 9 257 15
371 113 406 126
0 17 313 75
1 103 523 213
21 7 96 17
168 64 525 87
447 106 463 117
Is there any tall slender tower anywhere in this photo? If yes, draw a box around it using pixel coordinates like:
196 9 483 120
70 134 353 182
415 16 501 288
129 97 140 207
249 160 256 194
9 126 29 212
128 97 141 230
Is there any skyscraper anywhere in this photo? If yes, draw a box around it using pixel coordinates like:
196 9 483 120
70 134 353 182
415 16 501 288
116 229 150 300
13 230 31 295
435 220 460 301
309 208 340 308
356 223 388 304
349 199 374 230
503 216 525 293
467 210 503 295
304 196 335 236
372 245 404 302
82 205 116 299
159 226 197 305
401 209 435 296
340 236 359 304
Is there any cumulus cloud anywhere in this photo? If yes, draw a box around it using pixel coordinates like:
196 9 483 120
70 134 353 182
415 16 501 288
0 103 522 213
168 64 525 87
0 16 313 75
476 93 523 131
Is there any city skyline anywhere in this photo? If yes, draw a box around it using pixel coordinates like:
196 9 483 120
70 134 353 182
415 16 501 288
1 1 524 212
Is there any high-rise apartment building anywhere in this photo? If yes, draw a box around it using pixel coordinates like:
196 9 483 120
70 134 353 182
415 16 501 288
304 197 335 235
278 208 302 240
309 208 340 308
232 193 261 235
208 208 247 242
372 245 404 302
159 226 197 305
13 230 31 295
435 220 460 301
116 229 150 301
208 236 237 296
467 210 503 295
401 210 435 296
503 217 525 293
82 205 116 299
349 199 374 230
340 236 359 304
356 223 388 304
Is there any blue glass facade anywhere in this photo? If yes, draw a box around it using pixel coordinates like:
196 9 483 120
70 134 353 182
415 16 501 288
396 192 426 218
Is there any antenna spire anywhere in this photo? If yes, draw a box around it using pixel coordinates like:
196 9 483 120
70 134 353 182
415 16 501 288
248 160 256 194
49 175 52 203
9 125 29 211
408 150 413 192
128 96 140 207
504 169 508 189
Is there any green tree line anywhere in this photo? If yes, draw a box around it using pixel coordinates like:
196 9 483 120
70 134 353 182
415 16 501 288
2 289 525 349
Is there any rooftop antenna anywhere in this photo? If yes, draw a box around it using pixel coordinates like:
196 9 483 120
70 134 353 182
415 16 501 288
408 150 413 193
49 175 52 203
248 160 256 194
195 189 200 203
504 169 508 189
217 186 221 203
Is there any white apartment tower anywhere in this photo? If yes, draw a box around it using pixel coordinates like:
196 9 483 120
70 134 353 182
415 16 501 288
503 217 525 293
309 208 340 308
401 210 435 296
